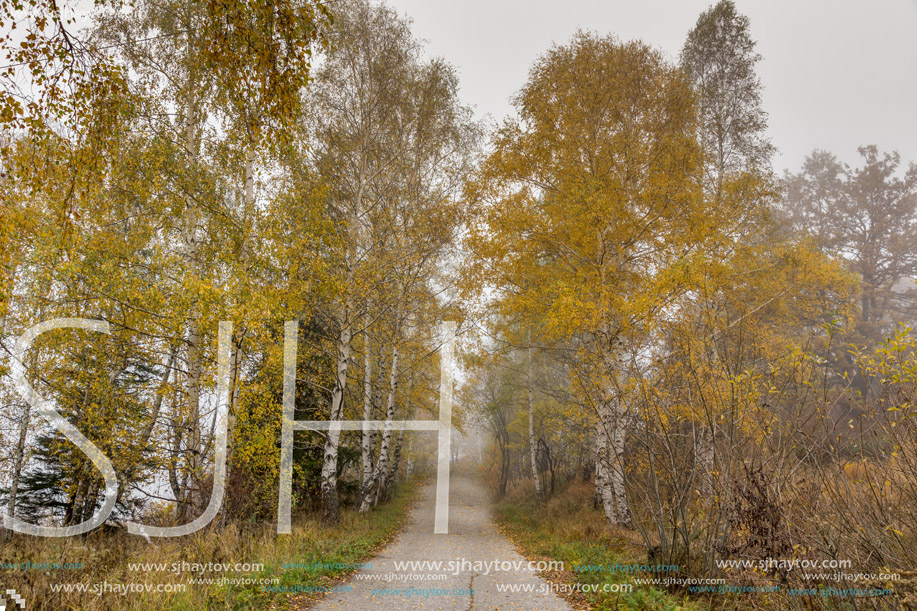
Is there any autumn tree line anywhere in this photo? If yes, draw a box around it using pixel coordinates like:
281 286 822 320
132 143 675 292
2 0 917 598
0 0 478 536
461 0 917 600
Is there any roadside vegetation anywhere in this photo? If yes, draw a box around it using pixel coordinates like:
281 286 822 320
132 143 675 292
464 3 917 609
493 477 702 611
0 474 426 610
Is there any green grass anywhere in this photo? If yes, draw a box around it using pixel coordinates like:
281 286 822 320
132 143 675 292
492 479 704 611
218 478 424 610
0 475 426 610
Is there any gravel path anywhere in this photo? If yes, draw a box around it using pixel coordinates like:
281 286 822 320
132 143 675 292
307 470 572 610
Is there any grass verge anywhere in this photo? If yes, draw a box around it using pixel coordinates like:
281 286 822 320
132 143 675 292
492 478 704 611
0 475 426 610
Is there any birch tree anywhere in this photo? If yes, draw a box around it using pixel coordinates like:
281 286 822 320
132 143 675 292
527 340 544 504
681 0 773 199
0 0 330 532
466 32 724 526
304 0 475 522
680 0 776 494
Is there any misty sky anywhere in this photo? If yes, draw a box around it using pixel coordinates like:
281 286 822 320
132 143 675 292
385 0 917 173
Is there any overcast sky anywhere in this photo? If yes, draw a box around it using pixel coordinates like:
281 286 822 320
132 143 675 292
385 0 917 173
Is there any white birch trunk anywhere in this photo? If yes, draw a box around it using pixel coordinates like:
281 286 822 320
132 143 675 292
594 416 614 520
405 375 415 477
606 395 631 526
361 343 398 512
321 297 353 523
528 343 544 504
389 374 413 485
360 328 374 494
226 151 254 471
4 401 31 540
225 339 243 470
697 422 715 496
185 321 204 513
138 349 177 448
180 86 206 515
594 342 632 527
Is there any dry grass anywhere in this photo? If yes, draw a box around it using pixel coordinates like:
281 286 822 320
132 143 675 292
491 474 701 611
0 476 425 610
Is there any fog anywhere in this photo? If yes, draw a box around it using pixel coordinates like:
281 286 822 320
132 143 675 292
387 0 917 171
